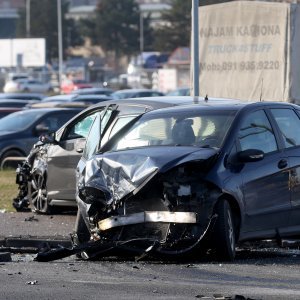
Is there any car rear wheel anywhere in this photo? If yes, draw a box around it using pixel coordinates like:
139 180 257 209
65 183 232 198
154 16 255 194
211 199 236 261
29 171 51 214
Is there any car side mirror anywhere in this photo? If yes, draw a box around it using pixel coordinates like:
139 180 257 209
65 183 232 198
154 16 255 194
237 149 264 163
38 132 58 145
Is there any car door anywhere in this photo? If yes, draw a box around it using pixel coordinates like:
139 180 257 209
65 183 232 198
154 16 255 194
76 105 119 189
269 107 300 231
238 109 291 234
27 80 38 92
46 110 100 201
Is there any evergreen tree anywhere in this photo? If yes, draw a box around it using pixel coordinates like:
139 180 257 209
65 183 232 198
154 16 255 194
95 0 140 59
154 0 192 52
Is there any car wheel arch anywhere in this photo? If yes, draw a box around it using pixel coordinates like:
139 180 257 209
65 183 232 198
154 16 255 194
0 148 27 164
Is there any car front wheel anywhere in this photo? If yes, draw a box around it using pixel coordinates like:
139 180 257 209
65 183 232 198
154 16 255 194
28 171 50 214
211 199 236 261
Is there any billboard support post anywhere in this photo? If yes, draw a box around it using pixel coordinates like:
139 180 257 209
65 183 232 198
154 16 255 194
192 0 199 96
57 0 63 87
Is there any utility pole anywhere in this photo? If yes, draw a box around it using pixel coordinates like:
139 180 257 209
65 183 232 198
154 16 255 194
57 0 63 87
140 12 144 68
192 0 199 96
26 0 30 38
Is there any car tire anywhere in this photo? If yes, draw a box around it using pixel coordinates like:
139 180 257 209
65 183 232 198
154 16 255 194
28 171 51 214
0 149 25 169
211 199 236 261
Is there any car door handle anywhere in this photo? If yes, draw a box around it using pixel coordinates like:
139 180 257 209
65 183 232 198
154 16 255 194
278 159 288 169
76 148 83 153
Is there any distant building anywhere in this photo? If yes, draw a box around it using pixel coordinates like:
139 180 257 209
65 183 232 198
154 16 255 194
0 1 20 38
66 5 96 20
0 0 23 9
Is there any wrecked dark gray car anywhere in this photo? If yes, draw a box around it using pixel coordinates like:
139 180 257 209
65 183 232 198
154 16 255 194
36 100 300 262
52 100 300 263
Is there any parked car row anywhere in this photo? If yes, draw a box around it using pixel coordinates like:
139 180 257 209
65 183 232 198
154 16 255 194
13 94 300 262
4 78 53 94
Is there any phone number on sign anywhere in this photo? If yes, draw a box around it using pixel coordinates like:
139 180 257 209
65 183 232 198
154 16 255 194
200 61 280 72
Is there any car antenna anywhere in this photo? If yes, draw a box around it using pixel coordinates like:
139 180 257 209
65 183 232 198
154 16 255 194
204 94 208 102
259 78 263 102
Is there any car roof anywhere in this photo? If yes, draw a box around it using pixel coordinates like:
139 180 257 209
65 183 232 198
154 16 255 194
0 99 37 103
137 99 300 116
15 107 82 114
71 87 114 94
87 96 241 108
0 93 45 100
0 107 22 112
42 94 75 102
42 94 112 102
112 89 160 94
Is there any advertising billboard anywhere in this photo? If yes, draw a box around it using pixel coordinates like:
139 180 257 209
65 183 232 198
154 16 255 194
0 38 45 67
196 1 300 103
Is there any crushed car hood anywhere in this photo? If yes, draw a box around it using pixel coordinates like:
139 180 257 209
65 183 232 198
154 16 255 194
81 146 218 209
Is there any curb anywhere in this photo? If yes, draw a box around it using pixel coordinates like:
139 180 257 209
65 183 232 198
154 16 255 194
0 236 72 253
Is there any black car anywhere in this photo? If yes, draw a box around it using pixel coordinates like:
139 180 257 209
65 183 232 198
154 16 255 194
70 100 300 262
27 94 113 109
70 87 114 96
0 99 39 108
0 108 82 168
111 89 164 100
14 96 206 214
0 93 45 101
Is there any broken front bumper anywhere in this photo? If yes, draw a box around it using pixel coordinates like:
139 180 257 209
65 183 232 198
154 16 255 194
98 211 197 231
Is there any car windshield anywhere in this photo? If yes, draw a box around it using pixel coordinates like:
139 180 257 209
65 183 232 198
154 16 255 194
0 110 45 131
112 91 135 99
42 95 74 102
111 108 236 151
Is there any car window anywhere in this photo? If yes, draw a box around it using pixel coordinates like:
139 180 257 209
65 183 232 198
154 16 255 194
238 110 277 154
83 114 101 160
271 108 300 148
138 92 150 97
152 92 163 96
39 111 79 133
109 116 137 138
63 112 98 140
112 110 235 151
83 107 114 160
0 110 46 131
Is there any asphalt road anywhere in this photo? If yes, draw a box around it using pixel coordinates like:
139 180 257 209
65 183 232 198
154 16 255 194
1 212 300 300
0 211 76 238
